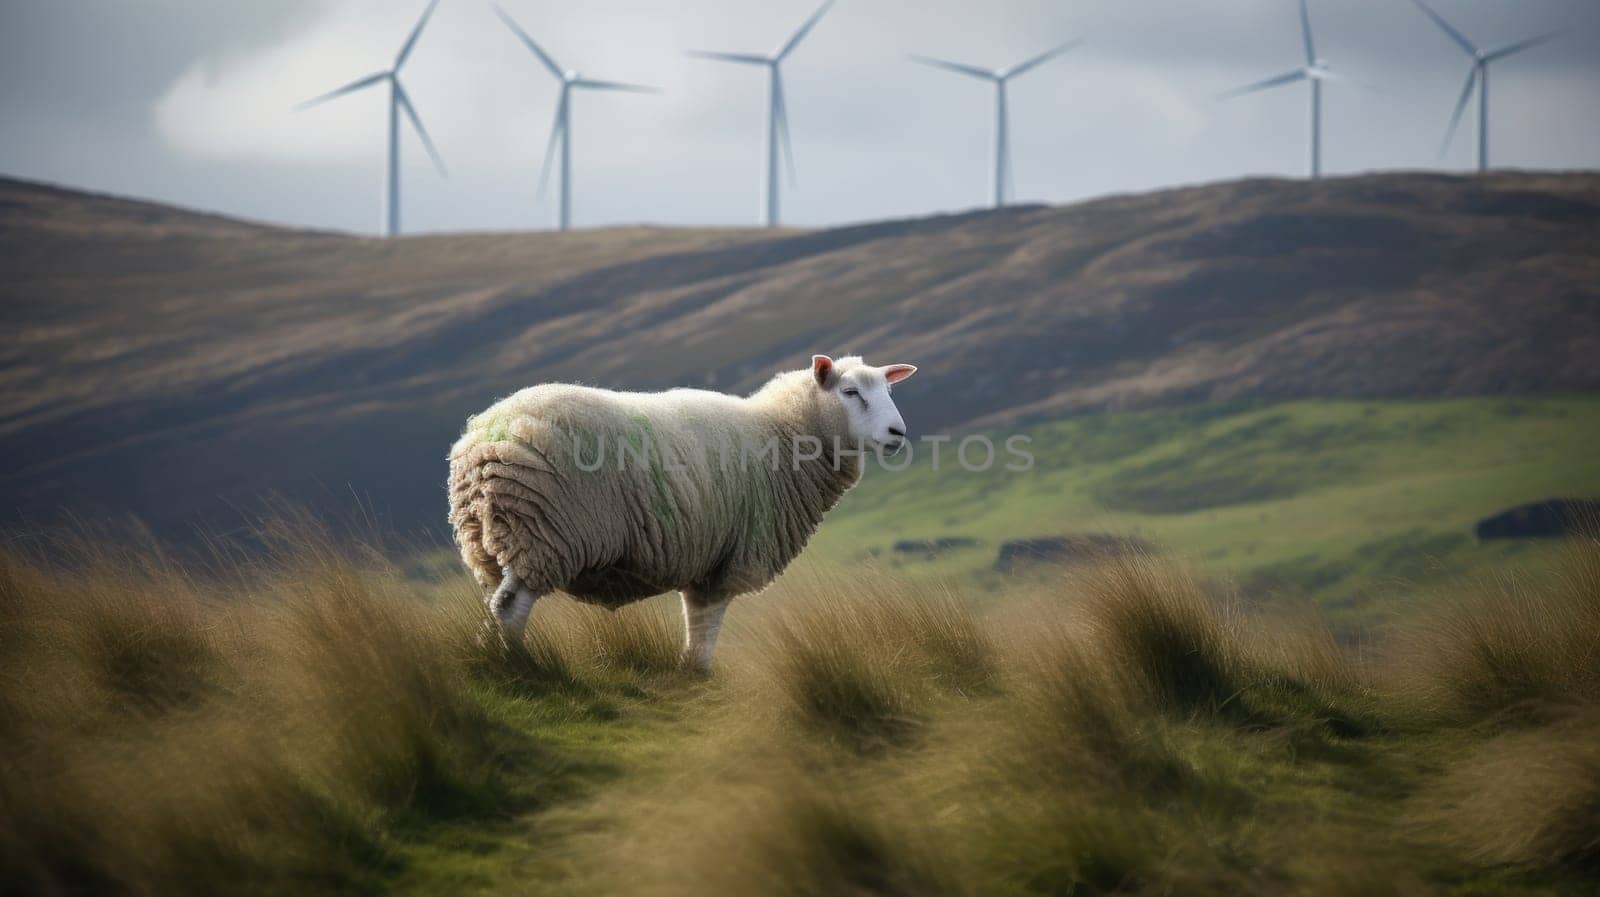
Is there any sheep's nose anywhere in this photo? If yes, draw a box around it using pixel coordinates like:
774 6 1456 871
887 425 906 438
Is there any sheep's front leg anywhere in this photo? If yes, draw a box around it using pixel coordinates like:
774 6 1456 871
680 589 732 674
485 570 539 645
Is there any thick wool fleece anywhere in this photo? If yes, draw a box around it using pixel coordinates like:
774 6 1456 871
447 362 866 608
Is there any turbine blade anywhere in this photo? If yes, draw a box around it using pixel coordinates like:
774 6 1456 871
1001 39 1082 80
777 0 834 60
1405 0 1478 56
536 92 567 202
1485 31 1558 62
907 53 995 81
493 4 564 79
572 78 658 93
684 49 771 66
395 0 442 68
1298 0 1316 65
774 70 797 187
1217 67 1308 99
295 71 389 110
394 82 446 177
1440 66 1478 158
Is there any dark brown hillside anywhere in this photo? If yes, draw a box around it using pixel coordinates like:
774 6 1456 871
0 172 1596 540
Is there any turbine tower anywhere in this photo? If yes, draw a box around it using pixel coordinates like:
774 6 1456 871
908 39 1080 208
297 0 446 238
1405 0 1555 172
494 6 658 231
687 0 835 228
1218 0 1344 179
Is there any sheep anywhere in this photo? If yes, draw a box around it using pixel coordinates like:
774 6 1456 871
447 354 918 671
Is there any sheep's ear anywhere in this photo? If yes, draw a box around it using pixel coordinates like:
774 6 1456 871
884 364 917 385
812 354 836 388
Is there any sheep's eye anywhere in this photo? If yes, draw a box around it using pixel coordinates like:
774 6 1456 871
842 388 859 398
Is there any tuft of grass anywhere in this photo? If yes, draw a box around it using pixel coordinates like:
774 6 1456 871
868 581 999 697
79 592 221 713
465 619 582 695
975 799 1160 897
565 598 684 678
1002 624 1191 793
1418 707 1600 869
1069 555 1248 717
740 572 998 749
1380 536 1600 725
762 604 925 749
275 562 502 820
675 782 958 897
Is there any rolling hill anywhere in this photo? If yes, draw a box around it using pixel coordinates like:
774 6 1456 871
802 397 1600 621
1 172 1597 542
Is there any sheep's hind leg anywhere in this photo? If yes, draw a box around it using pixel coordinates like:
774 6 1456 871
485 570 539 646
680 588 732 674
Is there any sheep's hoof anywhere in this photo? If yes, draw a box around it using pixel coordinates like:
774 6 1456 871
476 619 514 652
678 654 713 677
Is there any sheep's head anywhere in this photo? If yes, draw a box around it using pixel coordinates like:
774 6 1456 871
812 354 917 453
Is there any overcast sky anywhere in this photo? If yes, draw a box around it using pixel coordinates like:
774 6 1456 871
1 0 1596 235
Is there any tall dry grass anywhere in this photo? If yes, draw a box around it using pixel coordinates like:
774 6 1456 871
1 530 1596 896
727 571 998 750
1416 707 1600 869
1379 537 1600 725
646 770 959 897
610 542 1600 897
0 532 514 896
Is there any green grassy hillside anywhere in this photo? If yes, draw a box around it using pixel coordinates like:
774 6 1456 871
810 397 1600 621
6 173 1599 544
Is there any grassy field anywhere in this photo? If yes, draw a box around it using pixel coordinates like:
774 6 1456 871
808 397 1600 624
3 526 1599 896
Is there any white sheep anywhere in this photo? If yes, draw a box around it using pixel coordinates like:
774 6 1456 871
447 354 918 671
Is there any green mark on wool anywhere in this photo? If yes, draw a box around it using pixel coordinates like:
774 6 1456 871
625 416 648 454
628 415 678 532
619 416 650 467
736 459 779 539
564 421 604 469
753 476 778 531
649 467 677 533
464 409 516 444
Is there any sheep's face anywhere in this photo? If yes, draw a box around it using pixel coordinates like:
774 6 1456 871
813 355 917 453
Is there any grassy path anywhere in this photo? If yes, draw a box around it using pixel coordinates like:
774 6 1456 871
380 551 1600 896
387 665 705 896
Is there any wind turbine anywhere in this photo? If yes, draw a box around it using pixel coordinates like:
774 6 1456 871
686 0 835 228
1405 0 1556 172
297 0 446 238
908 39 1080 208
1218 0 1345 179
494 6 657 231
